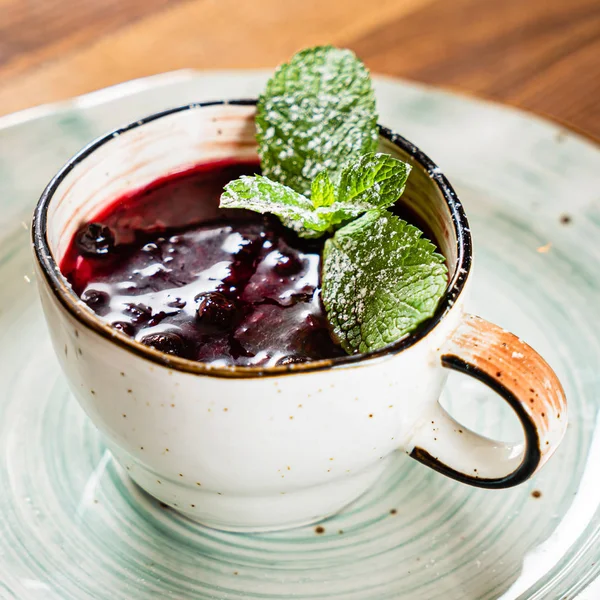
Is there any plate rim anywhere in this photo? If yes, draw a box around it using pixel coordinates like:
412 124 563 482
0 68 598 600
1 69 598 151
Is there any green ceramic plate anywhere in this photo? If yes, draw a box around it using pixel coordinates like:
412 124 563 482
0 72 599 600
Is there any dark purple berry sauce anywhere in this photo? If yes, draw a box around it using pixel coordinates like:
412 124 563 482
61 160 346 367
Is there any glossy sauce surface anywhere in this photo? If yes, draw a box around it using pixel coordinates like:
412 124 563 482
61 161 345 367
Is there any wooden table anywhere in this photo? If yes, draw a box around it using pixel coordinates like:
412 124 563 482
1 0 598 139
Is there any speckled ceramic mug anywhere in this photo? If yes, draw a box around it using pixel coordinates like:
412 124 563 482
32 101 568 532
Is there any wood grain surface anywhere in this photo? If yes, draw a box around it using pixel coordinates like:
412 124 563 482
0 0 598 138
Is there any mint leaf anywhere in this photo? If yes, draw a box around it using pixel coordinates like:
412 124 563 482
337 153 411 209
311 171 336 208
317 153 412 228
257 46 377 197
220 153 412 239
221 175 326 238
322 209 448 354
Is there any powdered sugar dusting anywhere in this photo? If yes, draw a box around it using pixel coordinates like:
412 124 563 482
322 210 448 354
220 152 412 241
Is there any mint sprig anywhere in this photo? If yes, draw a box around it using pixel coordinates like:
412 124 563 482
256 46 377 197
221 175 327 238
220 45 448 356
321 210 448 354
220 153 411 238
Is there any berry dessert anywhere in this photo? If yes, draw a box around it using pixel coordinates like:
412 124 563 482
62 45 448 367
61 162 344 366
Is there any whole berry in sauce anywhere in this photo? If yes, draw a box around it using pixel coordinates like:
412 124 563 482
195 292 237 332
124 303 153 325
81 289 109 309
111 321 136 336
276 355 310 366
273 253 303 276
75 223 115 256
140 332 187 357
167 297 186 309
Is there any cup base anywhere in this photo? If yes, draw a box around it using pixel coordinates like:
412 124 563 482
112 448 392 532
181 510 344 533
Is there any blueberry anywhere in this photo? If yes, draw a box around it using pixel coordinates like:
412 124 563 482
167 297 186 309
140 332 187 357
124 303 153 324
273 253 303 276
146 311 170 327
234 237 260 261
224 259 254 288
81 289 109 309
289 292 313 305
111 321 135 336
301 329 338 359
75 223 115 256
261 215 281 237
276 355 310 366
195 292 237 332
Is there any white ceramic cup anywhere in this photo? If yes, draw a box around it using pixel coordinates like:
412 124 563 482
33 101 567 532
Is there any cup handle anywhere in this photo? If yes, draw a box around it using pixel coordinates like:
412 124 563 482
409 313 567 488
